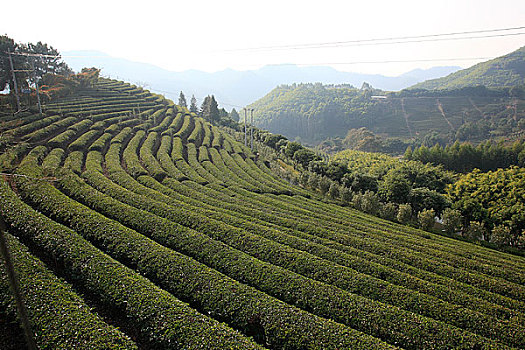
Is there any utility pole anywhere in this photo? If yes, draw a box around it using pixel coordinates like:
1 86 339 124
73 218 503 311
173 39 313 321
243 108 247 146
7 50 21 112
250 108 254 150
31 60 42 117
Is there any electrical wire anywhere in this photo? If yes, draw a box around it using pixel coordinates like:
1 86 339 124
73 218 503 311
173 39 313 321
219 26 525 52
269 56 492 67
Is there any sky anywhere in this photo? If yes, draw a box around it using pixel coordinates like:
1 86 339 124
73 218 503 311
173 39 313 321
2 0 525 76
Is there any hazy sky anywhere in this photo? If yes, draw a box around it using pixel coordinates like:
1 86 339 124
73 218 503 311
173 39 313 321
3 0 525 76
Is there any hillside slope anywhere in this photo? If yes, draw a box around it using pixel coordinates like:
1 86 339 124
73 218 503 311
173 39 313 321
249 83 525 144
412 45 525 90
0 79 524 349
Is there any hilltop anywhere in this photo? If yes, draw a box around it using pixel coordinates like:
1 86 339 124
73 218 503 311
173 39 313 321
411 45 525 90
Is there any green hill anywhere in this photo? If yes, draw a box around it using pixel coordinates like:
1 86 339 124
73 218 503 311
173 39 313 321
412 46 525 90
249 82 525 145
1 78 524 349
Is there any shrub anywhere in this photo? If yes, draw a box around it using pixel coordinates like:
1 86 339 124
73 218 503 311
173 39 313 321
328 182 340 200
442 208 463 234
465 221 487 240
379 202 397 221
319 176 331 195
397 203 413 224
418 209 436 231
490 225 513 245
340 187 353 204
361 190 380 215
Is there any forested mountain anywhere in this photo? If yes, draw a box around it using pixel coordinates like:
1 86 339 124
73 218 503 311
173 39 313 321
411 45 525 90
248 82 525 145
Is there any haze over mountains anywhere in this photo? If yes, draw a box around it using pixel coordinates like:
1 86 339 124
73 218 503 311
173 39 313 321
248 45 525 146
64 50 460 108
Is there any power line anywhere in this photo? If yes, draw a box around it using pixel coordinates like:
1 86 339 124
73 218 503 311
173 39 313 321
220 26 525 52
5 51 61 59
268 56 492 67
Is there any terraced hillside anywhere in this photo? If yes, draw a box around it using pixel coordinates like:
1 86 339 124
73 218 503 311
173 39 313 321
1 78 524 349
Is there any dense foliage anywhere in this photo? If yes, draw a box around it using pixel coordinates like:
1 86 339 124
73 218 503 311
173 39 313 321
263 136 453 220
266 136 525 249
448 167 525 246
405 139 525 172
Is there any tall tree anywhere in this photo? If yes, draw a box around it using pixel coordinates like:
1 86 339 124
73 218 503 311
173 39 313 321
200 95 220 123
178 91 187 108
1 35 71 93
189 95 198 113
230 108 240 122
0 35 18 92
25 41 72 79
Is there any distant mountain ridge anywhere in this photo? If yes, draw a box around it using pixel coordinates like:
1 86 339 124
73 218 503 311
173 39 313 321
63 50 460 107
411 45 525 90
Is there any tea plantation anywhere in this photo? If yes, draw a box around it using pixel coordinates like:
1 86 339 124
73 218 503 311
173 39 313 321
0 79 524 349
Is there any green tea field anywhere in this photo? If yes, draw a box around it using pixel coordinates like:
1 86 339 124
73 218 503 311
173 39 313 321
1 79 524 349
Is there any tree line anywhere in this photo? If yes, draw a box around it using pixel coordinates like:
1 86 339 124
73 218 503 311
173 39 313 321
405 139 525 173
1 35 72 98
177 91 240 128
259 134 524 252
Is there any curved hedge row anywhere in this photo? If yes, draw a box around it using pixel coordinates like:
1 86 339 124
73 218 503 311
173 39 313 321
187 118 204 147
0 230 137 350
69 129 102 152
4 163 264 350
139 132 167 181
18 162 395 350
22 116 77 143
122 130 147 177
75 150 514 349
42 148 65 170
156 135 189 181
202 122 214 147
93 154 525 347
173 114 194 139
7 114 61 138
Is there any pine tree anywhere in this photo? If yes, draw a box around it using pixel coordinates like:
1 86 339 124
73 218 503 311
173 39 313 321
200 95 220 123
178 91 187 108
230 108 240 122
189 95 198 113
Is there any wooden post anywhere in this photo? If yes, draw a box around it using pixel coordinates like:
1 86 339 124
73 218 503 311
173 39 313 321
7 50 21 112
